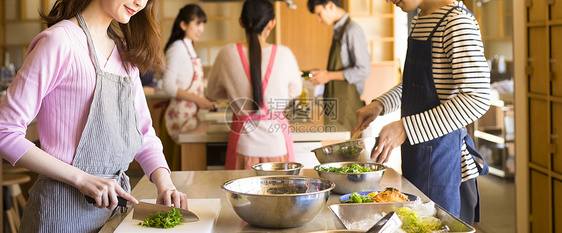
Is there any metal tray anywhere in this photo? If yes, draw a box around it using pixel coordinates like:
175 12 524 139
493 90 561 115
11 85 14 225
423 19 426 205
328 202 475 233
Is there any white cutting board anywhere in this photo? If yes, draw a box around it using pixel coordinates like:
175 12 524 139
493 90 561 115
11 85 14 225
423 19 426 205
114 198 221 233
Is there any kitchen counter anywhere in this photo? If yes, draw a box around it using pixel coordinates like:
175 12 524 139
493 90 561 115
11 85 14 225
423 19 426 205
176 110 350 170
100 168 429 232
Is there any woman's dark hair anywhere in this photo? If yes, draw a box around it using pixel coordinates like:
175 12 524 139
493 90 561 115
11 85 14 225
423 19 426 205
41 0 163 74
307 0 341 14
164 4 207 52
240 0 275 111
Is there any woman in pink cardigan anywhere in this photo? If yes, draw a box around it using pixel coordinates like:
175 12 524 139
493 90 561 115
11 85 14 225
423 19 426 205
0 0 187 231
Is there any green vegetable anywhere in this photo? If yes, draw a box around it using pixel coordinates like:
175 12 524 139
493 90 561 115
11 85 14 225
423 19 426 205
343 192 373 203
317 163 374 173
138 208 184 229
396 207 443 233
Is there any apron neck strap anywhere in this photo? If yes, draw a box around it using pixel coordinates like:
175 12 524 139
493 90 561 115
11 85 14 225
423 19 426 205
336 17 351 41
76 12 102 74
424 3 470 39
183 40 197 58
236 43 278 111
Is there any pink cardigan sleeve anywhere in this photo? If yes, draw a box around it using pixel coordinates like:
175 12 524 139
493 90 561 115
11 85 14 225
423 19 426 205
131 73 171 179
0 27 74 165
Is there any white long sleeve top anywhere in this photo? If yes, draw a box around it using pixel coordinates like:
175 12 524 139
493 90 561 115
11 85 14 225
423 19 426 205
162 38 197 97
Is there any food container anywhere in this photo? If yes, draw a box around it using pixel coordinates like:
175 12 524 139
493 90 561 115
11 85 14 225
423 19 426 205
314 162 387 194
328 202 475 232
251 162 303 176
311 138 373 163
221 175 335 228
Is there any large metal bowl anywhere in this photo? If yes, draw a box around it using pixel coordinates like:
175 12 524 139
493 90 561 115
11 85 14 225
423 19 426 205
311 138 374 163
221 175 335 228
314 162 387 194
251 162 303 176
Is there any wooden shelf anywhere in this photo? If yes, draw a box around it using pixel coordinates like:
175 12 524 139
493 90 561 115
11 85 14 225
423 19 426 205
475 130 505 144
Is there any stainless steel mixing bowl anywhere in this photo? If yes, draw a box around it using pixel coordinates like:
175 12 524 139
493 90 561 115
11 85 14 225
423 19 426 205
251 162 303 176
221 175 335 228
311 138 374 163
314 162 387 194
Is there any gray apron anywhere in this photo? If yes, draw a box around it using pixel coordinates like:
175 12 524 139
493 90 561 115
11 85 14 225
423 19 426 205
323 17 365 132
20 12 143 233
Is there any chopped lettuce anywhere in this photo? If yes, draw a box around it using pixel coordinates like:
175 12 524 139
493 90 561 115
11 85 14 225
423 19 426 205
318 164 374 173
344 192 374 203
138 208 183 229
396 207 442 233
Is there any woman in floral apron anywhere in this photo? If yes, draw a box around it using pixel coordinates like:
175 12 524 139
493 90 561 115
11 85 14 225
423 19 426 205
0 0 188 232
162 4 214 141
160 4 214 170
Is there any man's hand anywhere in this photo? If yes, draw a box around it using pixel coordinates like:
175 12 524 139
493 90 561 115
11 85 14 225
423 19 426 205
353 101 383 135
371 119 407 163
309 70 331 85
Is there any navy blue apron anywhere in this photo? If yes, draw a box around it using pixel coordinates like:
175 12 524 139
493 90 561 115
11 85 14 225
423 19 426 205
400 5 489 220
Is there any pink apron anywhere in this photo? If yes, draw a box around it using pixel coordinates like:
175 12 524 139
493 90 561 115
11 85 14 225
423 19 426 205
164 40 205 141
224 44 295 170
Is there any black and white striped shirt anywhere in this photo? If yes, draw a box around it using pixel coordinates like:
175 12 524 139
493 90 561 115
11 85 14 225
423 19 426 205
375 2 490 181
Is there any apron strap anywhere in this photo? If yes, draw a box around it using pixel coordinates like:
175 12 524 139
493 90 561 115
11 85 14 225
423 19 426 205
76 12 132 78
235 43 278 111
183 40 198 59
182 40 198 92
76 12 102 75
337 17 351 41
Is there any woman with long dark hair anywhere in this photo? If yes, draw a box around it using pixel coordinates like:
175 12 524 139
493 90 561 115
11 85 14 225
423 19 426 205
161 5 213 168
207 0 302 169
0 0 187 231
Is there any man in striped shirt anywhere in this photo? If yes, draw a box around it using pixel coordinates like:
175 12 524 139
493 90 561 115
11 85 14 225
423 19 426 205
354 0 490 225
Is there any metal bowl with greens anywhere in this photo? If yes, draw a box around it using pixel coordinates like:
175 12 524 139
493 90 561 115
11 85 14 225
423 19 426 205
314 162 387 194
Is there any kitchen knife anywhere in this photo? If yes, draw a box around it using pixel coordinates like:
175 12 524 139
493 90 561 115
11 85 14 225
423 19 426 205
85 196 199 222
366 211 401 233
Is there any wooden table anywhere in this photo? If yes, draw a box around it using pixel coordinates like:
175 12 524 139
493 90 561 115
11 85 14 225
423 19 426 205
100 168 429 232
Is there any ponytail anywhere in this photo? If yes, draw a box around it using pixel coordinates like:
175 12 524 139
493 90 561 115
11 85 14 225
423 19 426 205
240 0 275 111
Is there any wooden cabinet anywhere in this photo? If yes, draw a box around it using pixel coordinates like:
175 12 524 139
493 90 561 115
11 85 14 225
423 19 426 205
555 179 562 233
529 99 549 168
528 27 549 94
551 26 562 97
348 0 395 65
530 170 550 232
553 102 562 174
346 0 400 102
553 0 562 21
274 0 332 71
523 0 562 232
528 0 548 23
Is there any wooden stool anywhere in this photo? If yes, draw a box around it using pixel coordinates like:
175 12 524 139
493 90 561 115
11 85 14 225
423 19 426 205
2 164 29 174
2 165 30 217
2 173 30 233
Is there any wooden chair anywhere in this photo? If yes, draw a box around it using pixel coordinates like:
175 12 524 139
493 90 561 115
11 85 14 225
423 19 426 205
2 173 30 233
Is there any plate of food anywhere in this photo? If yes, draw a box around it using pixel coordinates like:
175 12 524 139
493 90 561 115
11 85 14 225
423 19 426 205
339 188 418 203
